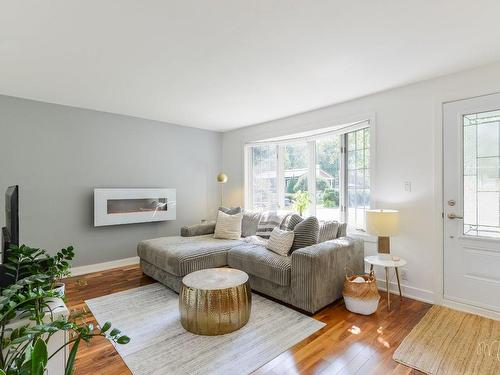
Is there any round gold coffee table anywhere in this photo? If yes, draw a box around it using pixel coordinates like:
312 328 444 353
179 268 251 335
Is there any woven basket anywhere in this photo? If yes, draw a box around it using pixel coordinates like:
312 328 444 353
342 272 380 315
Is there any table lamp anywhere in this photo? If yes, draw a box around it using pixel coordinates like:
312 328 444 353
217 172 228 206
366 209 400 260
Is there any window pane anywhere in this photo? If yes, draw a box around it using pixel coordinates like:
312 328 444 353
316 136 341 221
251 145 278 210
346 128 370 229
283 143 309 210
463 110 500 237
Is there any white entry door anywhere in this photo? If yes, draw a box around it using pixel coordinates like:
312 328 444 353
443 93 500 315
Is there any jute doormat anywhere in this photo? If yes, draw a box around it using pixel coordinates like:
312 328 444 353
393 305 500 374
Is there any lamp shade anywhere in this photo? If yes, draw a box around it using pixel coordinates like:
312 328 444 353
216 172 228 183
366 209 400 236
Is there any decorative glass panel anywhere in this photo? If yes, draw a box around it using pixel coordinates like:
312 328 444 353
463 110 500 237
107 198 167 214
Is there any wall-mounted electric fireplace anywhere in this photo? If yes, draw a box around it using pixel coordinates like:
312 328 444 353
94 188 176 226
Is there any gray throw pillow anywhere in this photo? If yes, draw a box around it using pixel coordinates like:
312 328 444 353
336 222 347 238
241 210 261 237
318 221 340 242
219 206 242 215
290 216 319 253
280 213 303 231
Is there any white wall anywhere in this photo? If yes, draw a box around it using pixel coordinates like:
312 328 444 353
0 95 222 267
222 61 500 304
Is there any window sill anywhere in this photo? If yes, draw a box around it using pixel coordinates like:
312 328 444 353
347 229 377 243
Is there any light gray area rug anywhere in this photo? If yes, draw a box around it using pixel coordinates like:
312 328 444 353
85 283 325 375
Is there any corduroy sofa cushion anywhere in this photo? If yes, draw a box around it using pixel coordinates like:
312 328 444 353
137 235 243 276
228 244 292 286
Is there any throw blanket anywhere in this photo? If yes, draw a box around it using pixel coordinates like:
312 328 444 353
256 211 284 239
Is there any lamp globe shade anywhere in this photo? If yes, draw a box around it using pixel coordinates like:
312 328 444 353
365 209 400 237
217 172 228 183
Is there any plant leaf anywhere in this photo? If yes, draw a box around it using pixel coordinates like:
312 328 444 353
31 338 48 375
110 328 121 337
116 336 130 345
65 337 81 375
100 322 111 333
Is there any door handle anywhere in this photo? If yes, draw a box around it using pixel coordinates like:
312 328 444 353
447 213 464 219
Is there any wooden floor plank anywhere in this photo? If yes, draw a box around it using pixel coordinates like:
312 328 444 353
64 265 430 375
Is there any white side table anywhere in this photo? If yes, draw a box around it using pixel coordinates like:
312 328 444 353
364 255 407 310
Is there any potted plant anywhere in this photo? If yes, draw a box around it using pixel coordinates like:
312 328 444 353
4 244 75 297
0 244 129 375
46 246 75 297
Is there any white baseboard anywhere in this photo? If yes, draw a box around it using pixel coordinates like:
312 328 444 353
376 279 434 304
69 256 140 277
443 298 500 321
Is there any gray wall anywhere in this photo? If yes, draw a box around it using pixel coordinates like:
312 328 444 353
0 95 222 267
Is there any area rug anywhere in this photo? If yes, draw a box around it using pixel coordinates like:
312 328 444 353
85 283 325 375
393 305 500 375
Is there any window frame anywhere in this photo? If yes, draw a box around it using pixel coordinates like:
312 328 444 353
244 118 375 230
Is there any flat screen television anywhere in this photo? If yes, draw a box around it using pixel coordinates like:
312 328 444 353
1 185 18 286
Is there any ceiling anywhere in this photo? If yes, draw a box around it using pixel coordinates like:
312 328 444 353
2 1 500 132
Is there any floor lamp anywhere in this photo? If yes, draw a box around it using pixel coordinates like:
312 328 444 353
217 172 228 206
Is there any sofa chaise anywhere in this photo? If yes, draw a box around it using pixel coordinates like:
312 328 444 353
137 212 364 314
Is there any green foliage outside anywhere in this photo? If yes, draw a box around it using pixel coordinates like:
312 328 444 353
293 175 307 193
292 190 311 217
320 188 339 208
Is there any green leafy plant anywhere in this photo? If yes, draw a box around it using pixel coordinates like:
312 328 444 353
0 245 129 375
292 190 311 217
3 245 47 283
45 246 75 290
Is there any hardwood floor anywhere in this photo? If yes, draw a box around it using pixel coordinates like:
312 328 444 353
65 265 430 375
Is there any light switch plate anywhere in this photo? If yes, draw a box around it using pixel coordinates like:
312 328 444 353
404 181 412 192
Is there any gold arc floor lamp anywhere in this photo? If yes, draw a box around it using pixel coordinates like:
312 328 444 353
365 209 400 260
217 172 228 206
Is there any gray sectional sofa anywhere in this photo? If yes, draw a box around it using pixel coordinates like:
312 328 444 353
137 211 364 314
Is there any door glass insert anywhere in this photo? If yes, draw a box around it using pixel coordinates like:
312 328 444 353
463 109 500 237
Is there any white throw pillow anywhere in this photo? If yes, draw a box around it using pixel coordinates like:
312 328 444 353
266 227 294 256
214 211 243 240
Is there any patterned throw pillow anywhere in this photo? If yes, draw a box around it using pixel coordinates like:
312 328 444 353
266 228 294 256
280 213 303 231
214 211 243 240
318 221 340 242
256 211 283 239
290 216 319 252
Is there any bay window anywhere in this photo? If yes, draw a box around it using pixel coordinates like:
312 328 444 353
245 122 371 230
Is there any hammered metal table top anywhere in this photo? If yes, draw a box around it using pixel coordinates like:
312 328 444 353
182 268 249 290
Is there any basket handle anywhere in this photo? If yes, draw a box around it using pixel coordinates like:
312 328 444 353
345 266 356 278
